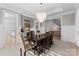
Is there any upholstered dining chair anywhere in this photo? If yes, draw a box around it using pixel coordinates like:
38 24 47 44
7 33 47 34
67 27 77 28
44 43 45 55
28 31 37 54
35 34 46 55
21 34 36 56
44 32 50 49
46 31 53 48
49 31 53 46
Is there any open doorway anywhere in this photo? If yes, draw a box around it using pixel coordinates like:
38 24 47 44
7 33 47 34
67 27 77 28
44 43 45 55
3 10 18 48
52 18 61 40
45 18 61 40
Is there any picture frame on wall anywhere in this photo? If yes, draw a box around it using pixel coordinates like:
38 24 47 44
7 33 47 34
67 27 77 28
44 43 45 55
24 20 30 27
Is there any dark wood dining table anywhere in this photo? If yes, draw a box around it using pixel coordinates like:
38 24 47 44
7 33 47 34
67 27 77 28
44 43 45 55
32 33 45 42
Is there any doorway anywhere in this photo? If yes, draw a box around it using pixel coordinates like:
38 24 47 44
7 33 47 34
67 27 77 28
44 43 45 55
53 18 61 40
3 10 18 47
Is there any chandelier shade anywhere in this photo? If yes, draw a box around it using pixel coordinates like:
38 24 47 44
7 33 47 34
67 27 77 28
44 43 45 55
36 12 47 22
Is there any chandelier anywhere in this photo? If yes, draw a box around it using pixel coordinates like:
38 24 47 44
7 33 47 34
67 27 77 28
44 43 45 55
36 12 47 22
36 3 47 22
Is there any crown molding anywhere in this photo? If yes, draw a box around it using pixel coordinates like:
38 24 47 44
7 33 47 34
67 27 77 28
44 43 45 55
0 5 34 18
47 8 63 16
46 10 76 20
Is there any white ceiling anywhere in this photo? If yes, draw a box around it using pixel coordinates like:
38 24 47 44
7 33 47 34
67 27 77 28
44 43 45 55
0 3 78 18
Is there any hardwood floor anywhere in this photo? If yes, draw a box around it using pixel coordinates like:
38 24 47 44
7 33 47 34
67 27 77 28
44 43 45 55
52 36 79 56
0 46 20 56
0 36 79 56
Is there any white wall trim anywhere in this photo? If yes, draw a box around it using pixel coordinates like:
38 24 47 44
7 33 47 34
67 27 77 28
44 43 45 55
46 10 75 20
0 6 34 19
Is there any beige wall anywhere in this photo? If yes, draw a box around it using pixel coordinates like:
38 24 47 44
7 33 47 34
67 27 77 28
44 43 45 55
62 13 75 25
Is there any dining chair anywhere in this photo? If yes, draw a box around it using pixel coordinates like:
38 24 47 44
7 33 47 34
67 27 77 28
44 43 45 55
44 32 50 49
49 31 53 45
28 31 37 54
45 31 53 48
30 31 46 56
21 32 36 56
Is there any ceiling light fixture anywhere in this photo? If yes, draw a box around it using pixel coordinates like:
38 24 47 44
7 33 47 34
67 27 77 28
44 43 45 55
36 3 47 22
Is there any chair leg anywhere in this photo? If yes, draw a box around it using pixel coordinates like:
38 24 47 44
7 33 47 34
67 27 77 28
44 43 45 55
33 45 36 55
38 51 40 56
51 41 53 45
20 48 22 56
34 48 36 55
24 50 26 56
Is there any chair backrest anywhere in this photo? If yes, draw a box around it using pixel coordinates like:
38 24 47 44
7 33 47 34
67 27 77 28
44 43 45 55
21 33 26 49
30 31 36 41
45 32 50 38
30 31 35 37
49 31 54 39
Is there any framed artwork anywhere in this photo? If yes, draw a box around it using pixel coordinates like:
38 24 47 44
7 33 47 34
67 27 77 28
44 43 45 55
24 20 30 27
